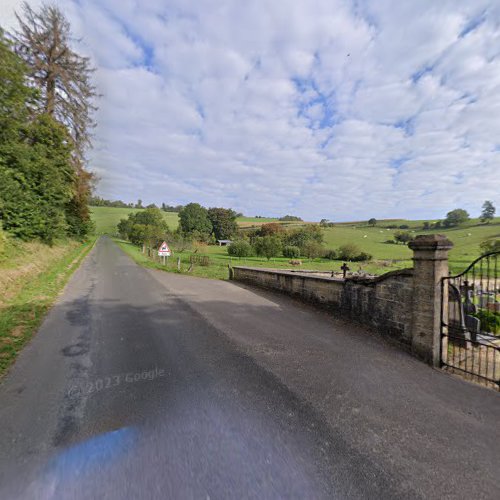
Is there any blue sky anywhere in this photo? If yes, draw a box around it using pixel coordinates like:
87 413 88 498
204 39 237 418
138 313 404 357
2 0 499 221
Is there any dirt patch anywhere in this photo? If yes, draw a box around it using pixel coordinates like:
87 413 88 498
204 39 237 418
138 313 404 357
9 325 24 338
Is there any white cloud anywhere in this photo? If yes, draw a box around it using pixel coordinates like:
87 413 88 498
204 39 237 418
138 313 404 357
1 0 499 220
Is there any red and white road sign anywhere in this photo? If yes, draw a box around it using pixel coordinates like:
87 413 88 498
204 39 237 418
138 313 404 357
158 241 172 257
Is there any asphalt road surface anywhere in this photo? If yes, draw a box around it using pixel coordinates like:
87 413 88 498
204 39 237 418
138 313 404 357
0 237 498 499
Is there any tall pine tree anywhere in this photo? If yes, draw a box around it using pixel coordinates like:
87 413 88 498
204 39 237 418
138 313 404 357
0 30 75 243
14 2 97 237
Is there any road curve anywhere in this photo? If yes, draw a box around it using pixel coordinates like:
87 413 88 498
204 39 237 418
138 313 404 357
0 237 498 499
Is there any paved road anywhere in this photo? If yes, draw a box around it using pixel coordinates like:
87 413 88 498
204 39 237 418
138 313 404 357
0 237 498 499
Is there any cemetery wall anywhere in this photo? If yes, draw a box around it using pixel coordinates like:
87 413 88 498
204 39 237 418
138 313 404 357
232 267 414 346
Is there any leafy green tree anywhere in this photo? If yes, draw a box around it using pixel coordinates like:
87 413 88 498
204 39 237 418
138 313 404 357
208 207 238 240
480 201 495 223
479 239 500 255
285 225 323 248
338 243 361 260
254 236 282 260
443 208 469 228
279 215 302 221
368 218 377 226
179 203 212 238
259 222 285 237
227 240 252 258
283 245 300 258
394 231 413 245
0 113 75 243
117 207 168 246
302 241 323 259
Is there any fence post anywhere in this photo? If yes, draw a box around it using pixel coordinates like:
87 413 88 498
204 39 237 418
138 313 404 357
408 234 453 366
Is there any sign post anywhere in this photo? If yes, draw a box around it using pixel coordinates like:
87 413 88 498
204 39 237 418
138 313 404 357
158 241 172 265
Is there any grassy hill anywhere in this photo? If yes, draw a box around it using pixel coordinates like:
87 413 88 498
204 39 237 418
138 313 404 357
91 207 499 276
322 218 500 274
91 207 306 233
90 207 179 235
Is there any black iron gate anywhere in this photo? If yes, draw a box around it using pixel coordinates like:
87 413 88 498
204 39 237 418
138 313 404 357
441 251 499 390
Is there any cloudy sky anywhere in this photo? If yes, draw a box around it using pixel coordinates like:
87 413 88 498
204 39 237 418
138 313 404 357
2 1 499 221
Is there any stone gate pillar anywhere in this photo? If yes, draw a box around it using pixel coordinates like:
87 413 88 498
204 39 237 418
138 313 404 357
408 234 453 366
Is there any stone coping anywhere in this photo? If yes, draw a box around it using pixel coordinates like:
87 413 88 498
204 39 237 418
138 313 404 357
232 266 413 285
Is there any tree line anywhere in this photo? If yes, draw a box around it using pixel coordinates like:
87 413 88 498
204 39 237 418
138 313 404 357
0 3 96 243
367 201 496 231
117 203 372 263
117 203 240 249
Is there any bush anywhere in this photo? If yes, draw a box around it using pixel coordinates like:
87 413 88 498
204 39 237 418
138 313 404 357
338 243 361 260
479 239 500 255
227 240 253 258
323 249 338 260
394 231 413 245
399 224 409 229
283 245 301 258
351 252 372 262
302 241 324 259
472 310 500 335
0 222 6 255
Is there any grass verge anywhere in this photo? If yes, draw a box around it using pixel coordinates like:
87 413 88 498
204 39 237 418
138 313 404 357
0 236 97 378
114 238 231 280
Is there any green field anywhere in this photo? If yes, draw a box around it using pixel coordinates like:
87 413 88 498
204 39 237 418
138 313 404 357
90 207 304 233
322 219 500 274
92 207 500 278
91 207 179 235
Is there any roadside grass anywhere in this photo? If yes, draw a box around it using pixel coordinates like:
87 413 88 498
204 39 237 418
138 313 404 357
0 236 96 377
114 238 413 281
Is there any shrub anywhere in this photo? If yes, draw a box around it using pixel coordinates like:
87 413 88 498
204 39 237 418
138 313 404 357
227 240 253 258
399 224 409 229
338 243 361 260
351 252 372 262
283 245 301 258
479 239 500 255
394 231 413 245
302 241 324 259
0 222 5 255
323 249 338 260
472 310 500 335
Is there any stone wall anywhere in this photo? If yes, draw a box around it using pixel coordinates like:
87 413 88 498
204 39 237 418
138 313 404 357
232 267 414 347
232 235 454 365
